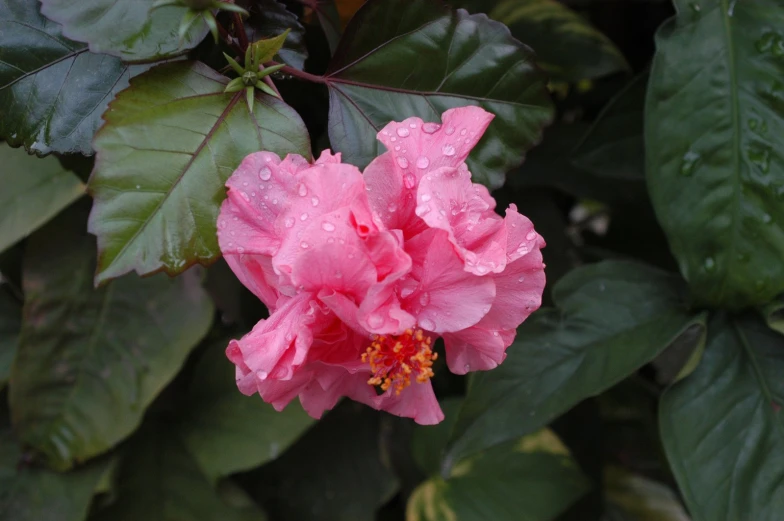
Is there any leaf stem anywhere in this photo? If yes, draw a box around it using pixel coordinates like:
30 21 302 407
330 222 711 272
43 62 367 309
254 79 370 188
271 62 329 84
232 12 249 50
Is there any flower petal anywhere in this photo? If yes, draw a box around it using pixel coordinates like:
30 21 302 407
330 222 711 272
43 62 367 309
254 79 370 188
416 167 507 276
442 327 515 374
375 381 444 425
403 229 495 333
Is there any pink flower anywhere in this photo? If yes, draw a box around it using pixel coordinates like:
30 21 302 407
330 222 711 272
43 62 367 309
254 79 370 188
218 106 545 425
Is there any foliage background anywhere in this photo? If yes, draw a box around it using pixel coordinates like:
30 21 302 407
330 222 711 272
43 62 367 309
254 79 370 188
1 0 782 520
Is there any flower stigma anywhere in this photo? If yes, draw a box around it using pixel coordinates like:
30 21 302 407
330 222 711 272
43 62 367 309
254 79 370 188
362 329 436 395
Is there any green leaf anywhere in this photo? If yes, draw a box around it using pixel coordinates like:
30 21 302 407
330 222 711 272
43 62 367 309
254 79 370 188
0 288 20 388
249 29 290 65
8 205 214 470
489 0 630 82
247 403 399 521
310 0 342 55
444 260 706 468
88 61 310 285
572 73 647 181
245 1 308 70
38 0 208 62
604 466 690 521
0 428 109 521
324 0 554 189
0 145 84 253
407 429 589 521
411 398 463 477
645 0 784 308
90 424 266 521
0 1 152 155
760 296 784 336
659 313 784 521
178 340 314 482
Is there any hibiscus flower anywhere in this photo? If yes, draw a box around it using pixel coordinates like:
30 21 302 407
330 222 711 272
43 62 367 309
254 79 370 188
217 106 545 424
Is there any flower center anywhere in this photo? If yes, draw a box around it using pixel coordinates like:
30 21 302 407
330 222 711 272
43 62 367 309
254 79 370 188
361 329 436 395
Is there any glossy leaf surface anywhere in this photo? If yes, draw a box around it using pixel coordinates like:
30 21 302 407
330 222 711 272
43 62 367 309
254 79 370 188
88 61 310 284
0 1 149 155
39 0 208 62
0 144 84 253
660 313 784 521
9 207 214 470
645 0 784 307
325 0 553 189
445 261 705 467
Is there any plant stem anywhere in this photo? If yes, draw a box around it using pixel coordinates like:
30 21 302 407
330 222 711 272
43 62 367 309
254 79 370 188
233 12 249 50
269 62 329 84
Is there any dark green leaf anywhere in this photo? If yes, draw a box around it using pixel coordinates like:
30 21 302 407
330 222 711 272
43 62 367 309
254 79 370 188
572 73 647 181
0 428 108 521
91 424 266 521
39 0 208 62
178 340 314 482
9 206 214 470
0 145 84 252
88 61 310 284
0 288 20 388
645 0 784 308
0 1 151 155
246 1 307 70
604 466 690 521
411 398 462 477
445 260 706 467
324 0 553 189
660 313 784 521
489 0 630 82
311 0 341 54
407 429 589 521
761 296 784 336
246 403 399 521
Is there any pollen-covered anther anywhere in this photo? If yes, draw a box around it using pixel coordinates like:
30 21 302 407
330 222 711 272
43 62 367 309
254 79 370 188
361 328 437 395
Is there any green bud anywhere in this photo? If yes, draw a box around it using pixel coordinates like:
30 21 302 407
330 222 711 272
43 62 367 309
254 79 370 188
242 71 259 86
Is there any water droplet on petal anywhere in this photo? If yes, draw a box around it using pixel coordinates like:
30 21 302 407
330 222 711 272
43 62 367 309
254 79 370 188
415 205 431 217
311 196 319 207
416 156 430 169
258 370 269 380
525 231 537 241
387 202 397 212
409 122 417 129
300 241 309 249
394 145 400 151
493 331 499 336
272 198 278 204
258 166 272 180
421 193 432 202
419 292 430 306
445 126 455 135
518 275 526 283
704 257 716 272
422 122 440 134
477 265 488 274
241 192 250 201
404 173 417 189
397 127 410 137
237 246 245 253
419 317 435 331
367 314 384 328
397 156 409 169
322 221 336 232
464 363 471 372
300 213 308 221
298 183 307 197
460 128 467 136
442 144 456 156
400 286 415 298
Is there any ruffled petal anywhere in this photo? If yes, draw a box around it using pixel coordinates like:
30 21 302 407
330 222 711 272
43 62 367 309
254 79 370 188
415 167 507 275
442 327 515 374
375 381 444 425
402 229 496 333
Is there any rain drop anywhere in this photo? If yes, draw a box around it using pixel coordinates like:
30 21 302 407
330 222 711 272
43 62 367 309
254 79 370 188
419 317 436 330
300 241 309 249
298 183 308 197
367 314 384 328
525 230 537 241
460 128 467 136
397 127 410 137
409 122 417 129
387 202 398 212
401 286 415 298
445 126 455 135
397 156 409 169
300 212 308 221
311 196 320 207
241 192 250 201
258 166 272 180
421 193 432 202
322 222 336 232
464 364 471 372
404 173 417 189
442 144 456 156
415 205 431 217
416 156 430 169
423 122 440 134
518 275 525 283
680 150 700 176
419 292 430 306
